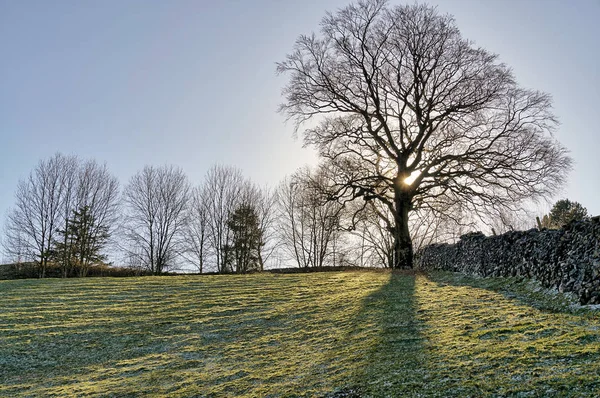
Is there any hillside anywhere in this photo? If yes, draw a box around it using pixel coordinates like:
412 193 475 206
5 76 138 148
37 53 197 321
1 271 599 396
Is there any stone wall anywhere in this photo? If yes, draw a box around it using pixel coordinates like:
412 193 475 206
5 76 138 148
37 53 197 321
415 216 600 304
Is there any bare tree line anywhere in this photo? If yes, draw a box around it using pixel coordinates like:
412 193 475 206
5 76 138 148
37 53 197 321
182 165 278 274
3 154 119 277
1 153 480 277
1 157 353 276
1 148 566 277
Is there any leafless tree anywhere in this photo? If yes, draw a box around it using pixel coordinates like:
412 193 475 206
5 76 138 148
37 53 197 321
187 165 277 274
1 221 26 269
203 165 244 273
278 0 571 268
3 154 120 277
277 166 345 268
485 207 534 235
123 165 190 275
347 200 394 268
71 160 120 276
253 186 278 270
184 185 211 273
4 153 78 277
54 155 79 277
231 183 278 272
408 200 470 250
49 158 120 277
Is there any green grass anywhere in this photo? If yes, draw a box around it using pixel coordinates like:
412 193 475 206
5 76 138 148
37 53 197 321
1 271 599 397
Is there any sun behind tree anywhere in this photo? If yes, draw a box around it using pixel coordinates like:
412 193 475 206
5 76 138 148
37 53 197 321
278 0 571 268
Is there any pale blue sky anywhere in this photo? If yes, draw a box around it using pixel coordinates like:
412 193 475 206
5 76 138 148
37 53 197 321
1 0 599 226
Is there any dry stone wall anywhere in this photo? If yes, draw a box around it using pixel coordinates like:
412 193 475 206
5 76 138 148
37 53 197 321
416 216 600 304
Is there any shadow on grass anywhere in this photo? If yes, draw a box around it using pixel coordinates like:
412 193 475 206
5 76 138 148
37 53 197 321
4 272 600 397
0 273 425 397
333 271 600 397
424 271 587 315
330 271 428 397
413 272 600 397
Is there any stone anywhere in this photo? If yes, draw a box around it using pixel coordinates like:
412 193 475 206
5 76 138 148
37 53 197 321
416 218 600 305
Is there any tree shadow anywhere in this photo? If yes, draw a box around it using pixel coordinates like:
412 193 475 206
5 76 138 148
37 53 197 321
329 271 600 397
332 271 428 397
412 272 600 396
424 271 585 315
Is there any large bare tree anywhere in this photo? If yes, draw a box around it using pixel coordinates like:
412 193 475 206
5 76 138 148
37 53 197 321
123 165 190 275
278 0 571 268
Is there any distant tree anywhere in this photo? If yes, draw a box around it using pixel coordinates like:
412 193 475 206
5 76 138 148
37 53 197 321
55 159 119 277
75 160 120 245
203 165 244 273
278 166 345 269
184 185 211 273
234 183 278 272
54 156 79 277
228 204 262 273
278 0 571 268
200 165 277 273
485 207 534 235
350 201 394 268
51 205 110 277
540 199 589 229
4 154 78 277
1 224 27 272
3 154 119 277
252 186 278 271
123 165 190 275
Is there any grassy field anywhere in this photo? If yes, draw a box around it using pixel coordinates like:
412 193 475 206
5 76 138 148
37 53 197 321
1 271 600 397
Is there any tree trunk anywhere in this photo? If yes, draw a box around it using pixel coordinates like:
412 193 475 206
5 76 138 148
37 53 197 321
392 189 413 269
257 243 264 272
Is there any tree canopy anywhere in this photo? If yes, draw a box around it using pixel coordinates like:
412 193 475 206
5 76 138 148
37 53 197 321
540 199 589 229
278 0 571 268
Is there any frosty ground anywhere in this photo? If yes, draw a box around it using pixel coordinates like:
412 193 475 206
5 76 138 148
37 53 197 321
1 270 599 397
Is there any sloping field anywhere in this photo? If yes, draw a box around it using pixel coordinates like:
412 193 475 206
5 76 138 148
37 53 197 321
1 271 599 397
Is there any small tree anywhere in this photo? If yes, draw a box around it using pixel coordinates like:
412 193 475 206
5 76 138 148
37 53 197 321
540 199 589 229
227 205 262 273
52 205 110 277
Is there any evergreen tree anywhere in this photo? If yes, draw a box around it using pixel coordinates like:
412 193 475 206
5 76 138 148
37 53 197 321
51 205 110 276
227 205 262 273
541 199 589 229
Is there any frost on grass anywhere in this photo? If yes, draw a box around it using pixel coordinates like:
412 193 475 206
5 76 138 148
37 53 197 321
1 271 600 397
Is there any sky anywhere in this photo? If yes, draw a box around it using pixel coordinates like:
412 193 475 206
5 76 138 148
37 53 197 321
1 0 599 233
